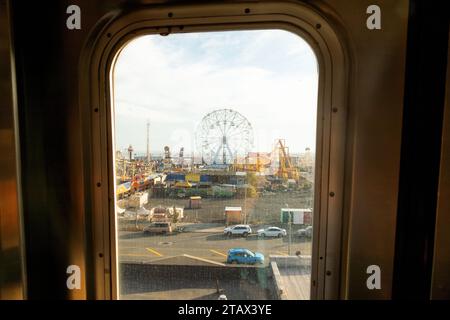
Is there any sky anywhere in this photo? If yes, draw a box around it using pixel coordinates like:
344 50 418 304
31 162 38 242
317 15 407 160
113 29 318 159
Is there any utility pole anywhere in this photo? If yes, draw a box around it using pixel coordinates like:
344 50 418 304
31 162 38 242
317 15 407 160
286 203 292 255
146 120 151 163
135 210 139 230
243 172 247 224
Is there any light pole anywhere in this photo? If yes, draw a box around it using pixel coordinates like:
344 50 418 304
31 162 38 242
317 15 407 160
135 209 139 230
244 182 247 224
286 203 292 255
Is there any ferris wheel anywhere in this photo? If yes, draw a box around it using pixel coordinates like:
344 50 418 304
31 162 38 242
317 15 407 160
195 109 254 165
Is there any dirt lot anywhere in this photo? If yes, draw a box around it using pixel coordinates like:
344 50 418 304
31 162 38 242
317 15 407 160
144 191 313 225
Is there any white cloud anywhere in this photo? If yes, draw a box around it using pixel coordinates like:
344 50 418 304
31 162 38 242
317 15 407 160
113 30 318 156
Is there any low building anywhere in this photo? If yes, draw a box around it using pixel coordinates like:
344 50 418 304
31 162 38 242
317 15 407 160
188 196 202 209
127 192 148 208
224 207 242 225
280 208 312 225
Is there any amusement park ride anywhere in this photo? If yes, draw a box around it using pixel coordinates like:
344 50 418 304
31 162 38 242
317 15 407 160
116 108 303 197
193 108 301 182
232 139 300 182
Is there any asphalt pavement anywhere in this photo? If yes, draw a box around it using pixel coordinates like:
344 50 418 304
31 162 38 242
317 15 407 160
118 225 312 266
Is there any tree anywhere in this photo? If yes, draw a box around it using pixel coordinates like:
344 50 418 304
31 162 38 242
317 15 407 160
247 172 258 188
246 185 257 198
172 206 180 224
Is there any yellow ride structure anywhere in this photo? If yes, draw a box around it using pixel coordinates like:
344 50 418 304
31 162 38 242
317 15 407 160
231 139 300 184
276 139 300 182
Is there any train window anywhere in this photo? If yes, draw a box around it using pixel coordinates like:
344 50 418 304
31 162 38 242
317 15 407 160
112 29 318 300
84 2 348 300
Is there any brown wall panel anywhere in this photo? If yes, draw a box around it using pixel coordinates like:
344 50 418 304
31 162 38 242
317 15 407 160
9 0 409 299
0 0 26 300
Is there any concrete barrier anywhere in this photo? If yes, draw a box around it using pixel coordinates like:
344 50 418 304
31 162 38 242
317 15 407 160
270 261 288 300
119 261 277 299
269 254 311 269
120 261 269 282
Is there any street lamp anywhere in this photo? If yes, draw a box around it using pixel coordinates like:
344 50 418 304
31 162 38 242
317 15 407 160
286 203 292 255
135 208 139 230
244 182 247 224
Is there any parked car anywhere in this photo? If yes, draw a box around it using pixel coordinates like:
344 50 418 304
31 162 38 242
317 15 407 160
223 224 252 237
151 213 169 222
226 248 264 265
296 226 313 238
257 226 287 238
143 222 172 234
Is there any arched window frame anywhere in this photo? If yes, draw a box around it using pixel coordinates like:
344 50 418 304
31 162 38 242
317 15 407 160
79 1 350 300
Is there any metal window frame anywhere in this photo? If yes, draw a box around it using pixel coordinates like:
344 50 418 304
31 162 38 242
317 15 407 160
79 1 349 300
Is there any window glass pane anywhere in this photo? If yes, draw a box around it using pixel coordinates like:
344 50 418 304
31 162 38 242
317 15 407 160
113 29 318 300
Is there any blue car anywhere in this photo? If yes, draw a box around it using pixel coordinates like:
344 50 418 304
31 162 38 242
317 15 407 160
226 248 264 265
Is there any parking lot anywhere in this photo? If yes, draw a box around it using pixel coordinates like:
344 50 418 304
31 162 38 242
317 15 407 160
118 223 312 266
